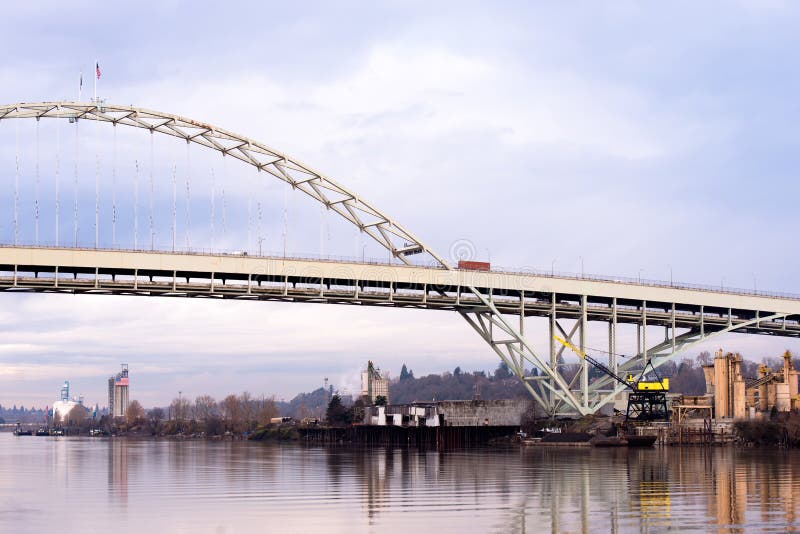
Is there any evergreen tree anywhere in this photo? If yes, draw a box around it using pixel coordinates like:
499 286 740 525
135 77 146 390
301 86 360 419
326 395 350 426
494 361 512 380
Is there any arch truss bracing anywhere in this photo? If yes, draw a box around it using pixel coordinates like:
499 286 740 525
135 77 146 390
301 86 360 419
0 102 448 268
1 102 795 417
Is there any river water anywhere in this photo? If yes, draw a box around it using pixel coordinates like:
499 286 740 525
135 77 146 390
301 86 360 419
1 433 798 533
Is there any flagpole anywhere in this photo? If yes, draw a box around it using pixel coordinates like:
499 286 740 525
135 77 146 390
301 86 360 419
79 72 82 102
94 59 97 101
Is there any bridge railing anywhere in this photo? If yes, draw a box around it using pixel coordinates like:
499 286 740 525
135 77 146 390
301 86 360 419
489 265 800 302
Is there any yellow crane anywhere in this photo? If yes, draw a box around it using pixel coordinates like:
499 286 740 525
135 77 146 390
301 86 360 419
553 335 669 420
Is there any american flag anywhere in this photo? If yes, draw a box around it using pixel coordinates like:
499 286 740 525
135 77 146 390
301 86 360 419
95 62 101 79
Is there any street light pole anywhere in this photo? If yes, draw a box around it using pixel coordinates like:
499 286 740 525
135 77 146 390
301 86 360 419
551 259 557 277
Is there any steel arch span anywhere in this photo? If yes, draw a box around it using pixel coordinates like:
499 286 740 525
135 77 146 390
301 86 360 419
0 102 448 268
1 101 798 417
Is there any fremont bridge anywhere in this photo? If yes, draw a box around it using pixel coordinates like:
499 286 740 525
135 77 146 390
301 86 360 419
1 101 798 417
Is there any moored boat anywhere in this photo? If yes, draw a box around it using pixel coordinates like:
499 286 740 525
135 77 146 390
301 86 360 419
590 436 627 447
624 434 657 447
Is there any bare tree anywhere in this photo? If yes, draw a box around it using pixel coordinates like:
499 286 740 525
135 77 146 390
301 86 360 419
146 407 165 434
256 395 279 427
222 394 242 433
66 405 88 426
126 400 145 425
195 395 217 424
170 396 191 422
240 392 254 431
149 407 165 422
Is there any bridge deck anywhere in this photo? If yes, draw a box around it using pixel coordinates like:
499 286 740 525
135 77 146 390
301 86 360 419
1 246 798 337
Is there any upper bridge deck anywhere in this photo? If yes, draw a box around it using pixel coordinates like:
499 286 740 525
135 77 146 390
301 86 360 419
1 245 798 337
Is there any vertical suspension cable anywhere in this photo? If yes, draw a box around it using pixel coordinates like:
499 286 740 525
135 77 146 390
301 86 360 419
210 167 216 252
14 121 19 245
94 153 99 248
319 205 324 258
73 120 79 246
95 111 100 249
112 125 117 248
257 201 263 256
172 163 177 252
35 118 40 244
282 181 288 257
355 228 360 261
222 154 227 247
263 173 270 255
359 210 364 261
134 160 139 249
149 132 154 250
354 199 360 260
56 108 61 246
184 142 191 250
247 183 252 254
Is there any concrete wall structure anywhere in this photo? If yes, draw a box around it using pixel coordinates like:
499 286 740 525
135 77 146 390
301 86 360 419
364 399 529 427
435 400 528 427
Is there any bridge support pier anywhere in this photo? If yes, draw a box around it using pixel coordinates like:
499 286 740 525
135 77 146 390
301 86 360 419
461 284 790 417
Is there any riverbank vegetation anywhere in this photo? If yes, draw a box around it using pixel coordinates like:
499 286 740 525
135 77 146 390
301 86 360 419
10 351 800 441
735 412 800 447
49 392 281 438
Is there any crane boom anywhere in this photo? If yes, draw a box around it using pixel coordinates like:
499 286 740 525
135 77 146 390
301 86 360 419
553 335 669 421
553 335 634 390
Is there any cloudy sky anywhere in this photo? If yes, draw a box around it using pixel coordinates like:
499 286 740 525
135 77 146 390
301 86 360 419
1 1 800 408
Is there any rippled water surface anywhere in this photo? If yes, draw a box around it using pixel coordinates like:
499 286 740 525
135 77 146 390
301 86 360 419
1 433 800 533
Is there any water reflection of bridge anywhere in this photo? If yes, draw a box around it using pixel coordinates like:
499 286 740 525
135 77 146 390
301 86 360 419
345 445 800 532
43 438 800 531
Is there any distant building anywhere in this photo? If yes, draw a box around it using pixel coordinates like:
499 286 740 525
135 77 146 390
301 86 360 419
108 364 130 418
52 380 88 421
360 361 389 404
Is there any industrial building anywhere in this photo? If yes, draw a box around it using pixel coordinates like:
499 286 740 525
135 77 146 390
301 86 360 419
673 349 800 422
360 361 389 404
363 399 529 427
108 364 130 418
52 380 88 422
661 349 800 444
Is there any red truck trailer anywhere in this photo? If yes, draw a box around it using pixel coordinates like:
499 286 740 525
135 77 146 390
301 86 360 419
457 260 491 271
